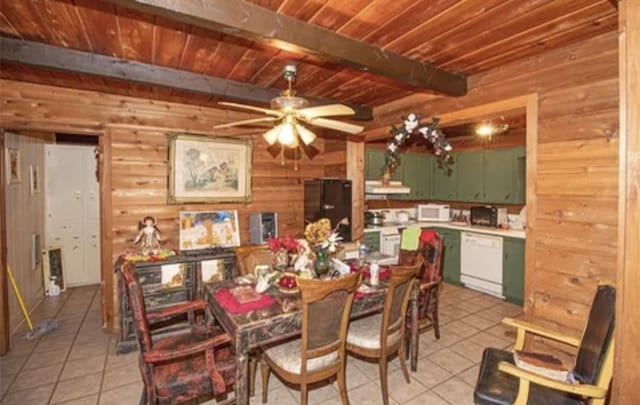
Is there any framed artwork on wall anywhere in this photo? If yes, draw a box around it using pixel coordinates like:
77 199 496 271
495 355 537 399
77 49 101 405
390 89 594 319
179 210 241 252
167 133 253 203
7 147 20 184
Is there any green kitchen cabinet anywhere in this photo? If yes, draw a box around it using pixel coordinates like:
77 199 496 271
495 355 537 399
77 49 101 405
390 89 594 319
362 231 381 253
431 227 461 285
395 153 433 200
455 152 485 202
365 148 403 182
513 147 526 204
502 236 525 305
483 149 516 203
432 160 458 200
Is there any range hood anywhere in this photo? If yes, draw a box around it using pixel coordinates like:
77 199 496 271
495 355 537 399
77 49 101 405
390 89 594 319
365 180 411 194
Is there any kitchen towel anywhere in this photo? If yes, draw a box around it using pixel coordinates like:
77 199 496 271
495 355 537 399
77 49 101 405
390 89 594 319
400 228 420 250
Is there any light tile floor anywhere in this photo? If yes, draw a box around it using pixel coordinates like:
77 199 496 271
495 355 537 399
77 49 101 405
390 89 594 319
0 283 522 404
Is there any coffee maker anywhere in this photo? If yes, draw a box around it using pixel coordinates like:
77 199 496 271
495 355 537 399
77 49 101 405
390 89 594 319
249 212 278 244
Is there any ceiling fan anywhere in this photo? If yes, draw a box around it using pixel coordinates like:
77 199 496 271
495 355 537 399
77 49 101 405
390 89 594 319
214 65 364 149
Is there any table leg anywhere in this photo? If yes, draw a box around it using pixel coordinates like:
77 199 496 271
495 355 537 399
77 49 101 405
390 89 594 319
235 333 250 405
410 295 419 372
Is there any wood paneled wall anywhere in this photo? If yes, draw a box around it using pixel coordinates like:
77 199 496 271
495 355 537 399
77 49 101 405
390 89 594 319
4 131 46 333
0 81 345 330
368 31 619 335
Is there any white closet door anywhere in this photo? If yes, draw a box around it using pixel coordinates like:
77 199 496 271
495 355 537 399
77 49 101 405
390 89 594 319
45 145 101 287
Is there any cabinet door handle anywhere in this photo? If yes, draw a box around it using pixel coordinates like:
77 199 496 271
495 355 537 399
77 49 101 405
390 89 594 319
505 193 511 200
323 204 335 210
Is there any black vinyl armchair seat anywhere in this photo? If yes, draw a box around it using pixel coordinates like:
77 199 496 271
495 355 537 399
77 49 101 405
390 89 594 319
474 348 588 405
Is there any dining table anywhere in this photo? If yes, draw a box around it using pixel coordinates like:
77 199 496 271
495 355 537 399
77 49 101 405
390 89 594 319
204 275 402 405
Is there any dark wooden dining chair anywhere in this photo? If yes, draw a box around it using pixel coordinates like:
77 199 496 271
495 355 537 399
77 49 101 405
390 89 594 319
260 272 360 405
121 262 236 405
474 281 615 405
234 244 272 276
345 257 423 405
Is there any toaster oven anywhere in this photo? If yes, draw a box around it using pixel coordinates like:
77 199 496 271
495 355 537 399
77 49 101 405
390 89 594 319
470 206 508 227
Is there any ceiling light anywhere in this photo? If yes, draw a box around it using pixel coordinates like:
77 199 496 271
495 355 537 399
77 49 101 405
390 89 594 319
277 122 297 146
263 125 281 145
296 124 317 145
475 121 510 137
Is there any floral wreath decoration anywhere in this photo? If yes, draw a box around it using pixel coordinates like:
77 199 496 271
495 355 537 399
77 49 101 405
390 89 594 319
383 113 454 177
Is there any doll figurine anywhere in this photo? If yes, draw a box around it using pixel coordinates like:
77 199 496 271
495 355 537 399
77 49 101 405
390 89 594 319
134 216 161 255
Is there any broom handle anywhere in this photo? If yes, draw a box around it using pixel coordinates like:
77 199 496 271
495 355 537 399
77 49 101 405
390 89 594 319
7 266 34 331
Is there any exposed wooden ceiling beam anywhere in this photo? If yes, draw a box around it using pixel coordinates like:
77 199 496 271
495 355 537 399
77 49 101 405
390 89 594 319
105 0 468 96
0 38 373 121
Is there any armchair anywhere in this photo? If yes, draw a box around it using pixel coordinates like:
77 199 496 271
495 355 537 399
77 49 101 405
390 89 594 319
473 281 615 405
121 262 235 404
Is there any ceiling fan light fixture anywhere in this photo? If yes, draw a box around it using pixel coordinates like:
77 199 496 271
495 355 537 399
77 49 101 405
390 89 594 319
277 122 297 146
263 125 281 145
296 124 317 145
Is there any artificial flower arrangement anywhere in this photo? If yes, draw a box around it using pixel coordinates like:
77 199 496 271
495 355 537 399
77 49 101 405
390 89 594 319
267 235 301 270
302 217 348 276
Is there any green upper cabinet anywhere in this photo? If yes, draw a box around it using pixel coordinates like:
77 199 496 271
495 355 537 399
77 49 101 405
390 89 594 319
395 153 433 200
432 159 458 200
455 152 485 202
434 147 525 204
484 149 516 203
365 148 403 181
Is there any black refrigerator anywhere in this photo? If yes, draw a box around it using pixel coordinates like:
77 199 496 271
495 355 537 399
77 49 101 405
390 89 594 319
304 179 352 242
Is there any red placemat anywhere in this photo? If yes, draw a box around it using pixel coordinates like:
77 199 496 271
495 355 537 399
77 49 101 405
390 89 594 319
214 287 275 314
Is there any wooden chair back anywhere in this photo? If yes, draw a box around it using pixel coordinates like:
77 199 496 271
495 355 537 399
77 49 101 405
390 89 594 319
398 230 443 284
297 272 360 375
234 244 271 276
120 262 153 353
574 281 616 387
381 257 423 348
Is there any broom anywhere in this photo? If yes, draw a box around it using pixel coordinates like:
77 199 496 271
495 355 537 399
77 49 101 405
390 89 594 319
7 265 58 340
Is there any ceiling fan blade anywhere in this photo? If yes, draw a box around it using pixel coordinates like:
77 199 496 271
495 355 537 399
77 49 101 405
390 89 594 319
305 117 364 134
214 117 279 129
219 101 282 117
297 104 355 119
296 124 317 145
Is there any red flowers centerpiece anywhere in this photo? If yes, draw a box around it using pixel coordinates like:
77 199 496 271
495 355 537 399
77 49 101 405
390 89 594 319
267 235 300 270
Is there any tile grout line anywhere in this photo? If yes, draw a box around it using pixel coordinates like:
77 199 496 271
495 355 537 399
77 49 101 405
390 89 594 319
1 288 75 401
46 286 100 405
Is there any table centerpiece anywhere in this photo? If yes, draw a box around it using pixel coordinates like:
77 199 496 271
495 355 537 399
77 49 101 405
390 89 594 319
303 217 346 277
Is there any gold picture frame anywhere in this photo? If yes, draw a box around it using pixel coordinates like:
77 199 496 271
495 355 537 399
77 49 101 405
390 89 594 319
167 133 253 204
7 147 21 184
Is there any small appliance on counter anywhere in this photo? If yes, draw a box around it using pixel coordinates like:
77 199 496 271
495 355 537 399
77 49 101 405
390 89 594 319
417 204 450 222
249 212 278 244
470 206 508 228
364 211 386 227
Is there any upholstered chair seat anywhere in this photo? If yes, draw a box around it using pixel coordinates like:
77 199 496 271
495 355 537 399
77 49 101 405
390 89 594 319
263 339 338 374
347 314 402 350
475 348 587 405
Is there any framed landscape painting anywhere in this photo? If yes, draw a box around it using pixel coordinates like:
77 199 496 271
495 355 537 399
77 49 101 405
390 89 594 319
167 133 253 203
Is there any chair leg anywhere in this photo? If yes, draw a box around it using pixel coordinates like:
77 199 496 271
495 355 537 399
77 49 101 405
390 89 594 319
139 388 147 405
261 360 271 404
301 383 308 405
249 357 257 397
433 306 441 340
337 359 350 405
399 342 411 384
379 357 389 405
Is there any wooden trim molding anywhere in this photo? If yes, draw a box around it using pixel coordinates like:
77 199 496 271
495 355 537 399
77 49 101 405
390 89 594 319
0 130 9 355
99 132 114 331
105 0 467 96
614 0 640 401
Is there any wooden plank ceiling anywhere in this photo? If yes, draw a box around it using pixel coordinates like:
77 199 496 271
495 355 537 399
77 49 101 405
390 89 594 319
0 0 617 112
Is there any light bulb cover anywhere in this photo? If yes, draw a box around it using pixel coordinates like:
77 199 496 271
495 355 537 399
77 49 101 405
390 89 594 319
296 124 317 145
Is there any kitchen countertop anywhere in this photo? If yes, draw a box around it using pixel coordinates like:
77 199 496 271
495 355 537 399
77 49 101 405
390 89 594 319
364 221 526 239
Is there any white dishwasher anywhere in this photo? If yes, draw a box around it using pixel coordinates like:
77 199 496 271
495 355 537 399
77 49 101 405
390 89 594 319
460 232 504 298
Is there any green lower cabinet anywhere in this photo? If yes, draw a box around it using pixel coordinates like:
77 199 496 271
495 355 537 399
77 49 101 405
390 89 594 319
362 231 381 253
502 237 525 305
431 227 461 285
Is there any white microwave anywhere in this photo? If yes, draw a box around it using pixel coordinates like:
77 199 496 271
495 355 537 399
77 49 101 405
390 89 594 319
417 204 451 222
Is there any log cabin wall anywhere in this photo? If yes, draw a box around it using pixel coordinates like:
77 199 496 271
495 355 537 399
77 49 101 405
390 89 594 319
368 31 619 336
0 81 343 330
